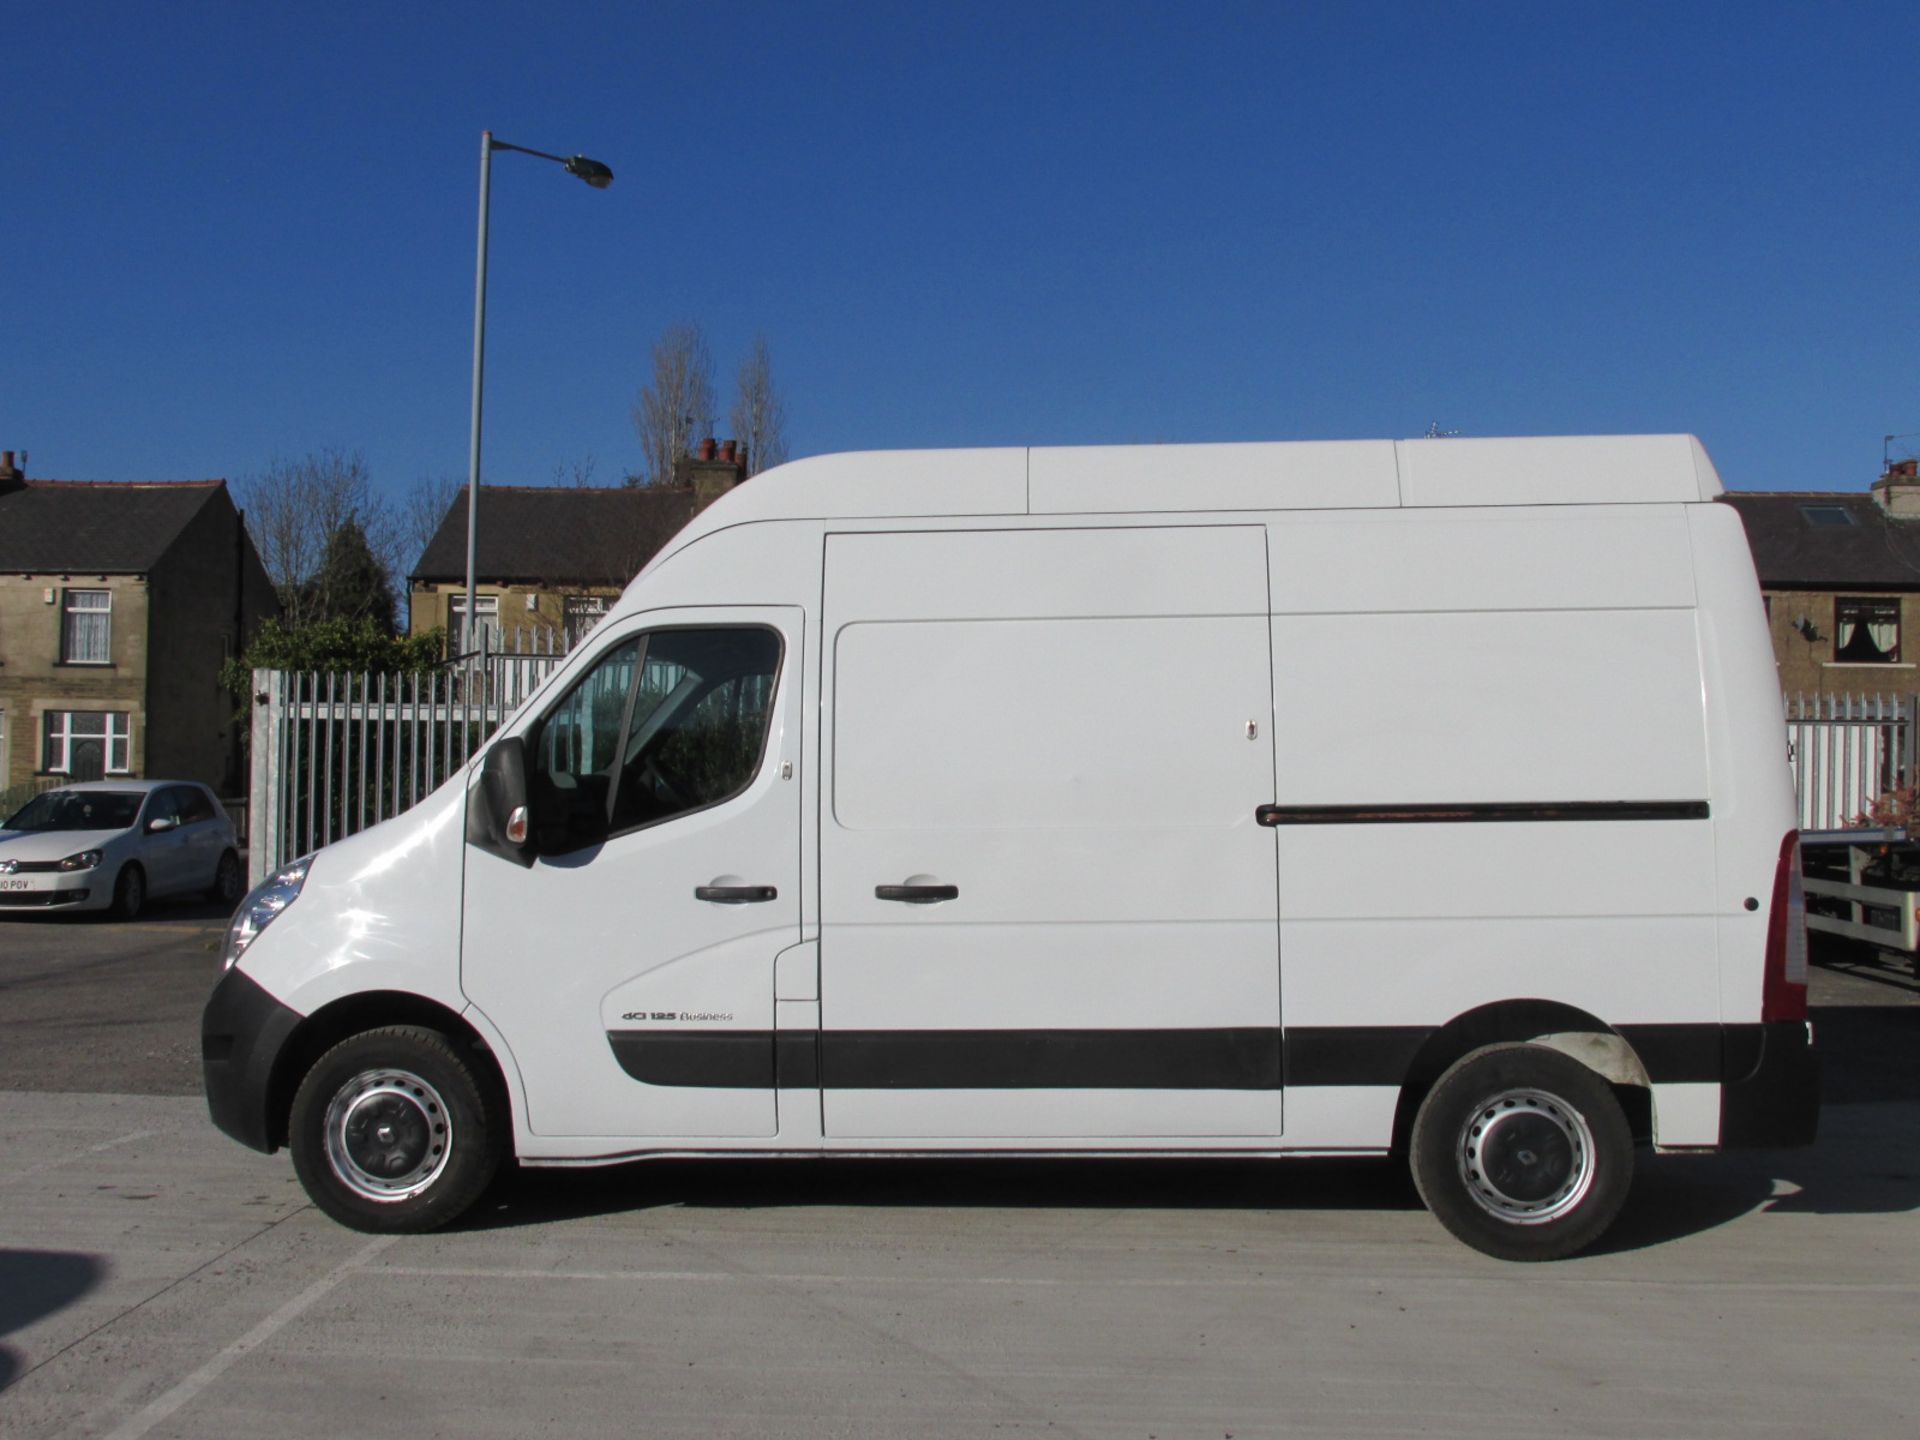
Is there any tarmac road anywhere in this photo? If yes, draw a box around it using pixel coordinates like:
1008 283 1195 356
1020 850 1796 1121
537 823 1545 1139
0 918 1915 1439
0 902 231 1095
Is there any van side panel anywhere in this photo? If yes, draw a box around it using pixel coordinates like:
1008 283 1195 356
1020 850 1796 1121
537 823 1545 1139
1264 506 1696 615
819 525 1284 1142
1269 504 1721 1147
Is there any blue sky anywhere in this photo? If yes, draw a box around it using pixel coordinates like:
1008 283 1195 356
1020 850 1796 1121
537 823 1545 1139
4 1 1917 502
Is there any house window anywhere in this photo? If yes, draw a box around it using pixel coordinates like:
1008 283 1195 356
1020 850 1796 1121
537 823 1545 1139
1835 597 1901 663
447 593 500 646
1800 505 1856 528
43 711 132 779
62 589 112 664
563 595 609 641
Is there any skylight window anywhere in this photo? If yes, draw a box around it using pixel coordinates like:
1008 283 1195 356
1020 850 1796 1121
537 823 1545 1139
1800 505 1856 528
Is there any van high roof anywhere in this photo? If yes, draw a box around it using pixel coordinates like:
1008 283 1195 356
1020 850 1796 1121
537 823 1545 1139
652 435 1724 575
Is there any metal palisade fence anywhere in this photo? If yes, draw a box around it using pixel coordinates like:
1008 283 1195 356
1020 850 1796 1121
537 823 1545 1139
1785 692 1916 832
248 641 570 882
247 669 1916 882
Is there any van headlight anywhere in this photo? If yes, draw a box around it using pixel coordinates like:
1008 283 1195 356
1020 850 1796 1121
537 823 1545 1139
59 849 104 872
223 856 314 970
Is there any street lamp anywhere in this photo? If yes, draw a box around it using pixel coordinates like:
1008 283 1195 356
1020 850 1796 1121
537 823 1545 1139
463 131 613 657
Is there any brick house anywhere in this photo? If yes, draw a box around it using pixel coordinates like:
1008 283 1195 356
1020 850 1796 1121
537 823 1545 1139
0 451 278 800
1720 460 1920 695
408 439 749 649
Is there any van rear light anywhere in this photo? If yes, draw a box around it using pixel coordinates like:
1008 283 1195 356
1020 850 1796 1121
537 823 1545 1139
1762 831 1808 1022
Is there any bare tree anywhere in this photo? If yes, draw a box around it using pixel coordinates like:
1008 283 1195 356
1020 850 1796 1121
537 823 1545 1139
238 448 398 628
550 454 599 488
630 322 716 486
397 472 463 579
729 335 789 476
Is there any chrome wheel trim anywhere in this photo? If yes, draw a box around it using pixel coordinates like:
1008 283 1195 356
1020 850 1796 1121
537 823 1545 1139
1457 1087 1597 1225
322 1067 454 1203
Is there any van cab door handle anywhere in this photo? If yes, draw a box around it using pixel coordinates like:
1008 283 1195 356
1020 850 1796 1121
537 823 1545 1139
876 884 959 904
695 885 778 904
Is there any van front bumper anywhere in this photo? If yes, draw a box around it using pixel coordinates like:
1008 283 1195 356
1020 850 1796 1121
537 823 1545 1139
1719 1020 1821 1148
202 966 303 1154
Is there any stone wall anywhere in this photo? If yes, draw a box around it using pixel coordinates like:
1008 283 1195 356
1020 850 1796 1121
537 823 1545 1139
145 488 280 792
0 574 150 791
1763 587 1920 697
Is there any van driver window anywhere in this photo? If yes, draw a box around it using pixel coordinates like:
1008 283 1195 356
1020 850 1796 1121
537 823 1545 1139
528 628 780 851
610 628 781 832
529 638 641 851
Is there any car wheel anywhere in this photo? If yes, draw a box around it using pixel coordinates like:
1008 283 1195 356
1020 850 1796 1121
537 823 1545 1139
207 850 244 906
1409 1043 1633 1262
289 1026 503 1234
110 863 146 921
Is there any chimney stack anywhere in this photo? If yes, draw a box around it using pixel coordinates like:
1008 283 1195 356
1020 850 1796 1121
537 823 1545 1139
0 449 23 495
676 436 751 509
1873 458 1920 517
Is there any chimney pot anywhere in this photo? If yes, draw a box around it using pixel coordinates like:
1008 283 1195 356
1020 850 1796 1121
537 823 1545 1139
697 437 716 462
719 439 736 463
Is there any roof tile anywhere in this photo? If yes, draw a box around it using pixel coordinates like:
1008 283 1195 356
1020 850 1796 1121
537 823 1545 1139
0 480 226 572
1719 491 1920 590
410 485 704 585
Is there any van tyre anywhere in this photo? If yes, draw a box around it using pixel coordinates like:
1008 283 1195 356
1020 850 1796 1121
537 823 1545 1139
110 863 145 920
1409 1043 1633 1262
289 1027 502 1234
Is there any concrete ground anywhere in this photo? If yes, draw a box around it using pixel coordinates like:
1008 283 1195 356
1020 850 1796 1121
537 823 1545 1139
0 912 1915 1439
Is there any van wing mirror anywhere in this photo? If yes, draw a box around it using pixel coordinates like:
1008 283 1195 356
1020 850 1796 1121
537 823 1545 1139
468 736 536 867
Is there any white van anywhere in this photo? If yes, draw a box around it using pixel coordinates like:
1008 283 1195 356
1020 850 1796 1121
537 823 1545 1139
203 435 1818 1260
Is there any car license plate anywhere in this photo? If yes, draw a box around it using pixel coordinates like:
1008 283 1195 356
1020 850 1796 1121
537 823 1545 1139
0 878 31 891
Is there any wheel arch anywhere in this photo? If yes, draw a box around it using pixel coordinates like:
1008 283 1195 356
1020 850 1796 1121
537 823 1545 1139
266 990 512 1153
1389 999 1655 1155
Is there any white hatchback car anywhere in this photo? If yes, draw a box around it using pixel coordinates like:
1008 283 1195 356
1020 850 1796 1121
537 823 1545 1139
0 780 244 919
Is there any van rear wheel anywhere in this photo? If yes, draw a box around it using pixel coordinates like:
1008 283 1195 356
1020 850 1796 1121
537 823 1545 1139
1409 1043 1633 1261
289 1026 502 1233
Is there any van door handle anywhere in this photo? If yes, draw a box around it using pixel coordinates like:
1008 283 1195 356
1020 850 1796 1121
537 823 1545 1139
695 885 778 904
875 884 959 904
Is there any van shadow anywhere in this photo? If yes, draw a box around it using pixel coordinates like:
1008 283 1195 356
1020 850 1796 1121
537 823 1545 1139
1596 1001 1920 1255
0 1249 106 1392
466 1003 1920 1254
468 1153 1424 1233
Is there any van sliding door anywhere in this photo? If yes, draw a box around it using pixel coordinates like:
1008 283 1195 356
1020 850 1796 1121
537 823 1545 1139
819 526 1281 1141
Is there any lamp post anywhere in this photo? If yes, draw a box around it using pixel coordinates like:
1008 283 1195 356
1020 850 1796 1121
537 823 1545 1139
463 131 613 657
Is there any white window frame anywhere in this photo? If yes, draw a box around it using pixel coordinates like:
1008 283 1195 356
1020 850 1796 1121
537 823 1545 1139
448 592 501 646
43 710 133 776
62 588 113 665
563 594 609 640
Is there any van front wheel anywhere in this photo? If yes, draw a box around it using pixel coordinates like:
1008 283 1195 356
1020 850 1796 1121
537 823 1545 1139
1409 1044 1632 1261
289 1027 502 1233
